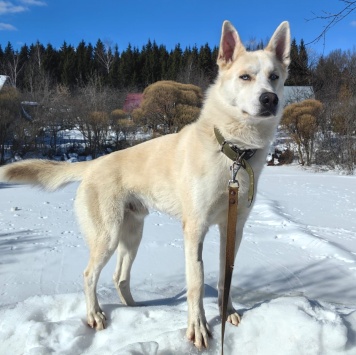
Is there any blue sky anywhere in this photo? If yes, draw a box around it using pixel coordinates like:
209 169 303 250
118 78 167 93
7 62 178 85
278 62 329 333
0 0 355 55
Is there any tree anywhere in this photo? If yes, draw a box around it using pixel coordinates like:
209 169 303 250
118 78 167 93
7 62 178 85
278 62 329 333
108 45 120 88
298 40 309 84
110 109 136 149
75 79 121 157
132 80 202 135
309 1 356 44
167 44 183 80
76 40 93 86
0 86 21 164
59 42 76 87
94 39 115 82
198 43 214 81
119 44 139 89
330 84 356 173
282 99 323 166
2 42 25 88
22 42 53 98
43 43 61 85
286 39 310 86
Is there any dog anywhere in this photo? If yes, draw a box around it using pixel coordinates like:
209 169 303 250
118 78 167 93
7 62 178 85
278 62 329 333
0 20 290 349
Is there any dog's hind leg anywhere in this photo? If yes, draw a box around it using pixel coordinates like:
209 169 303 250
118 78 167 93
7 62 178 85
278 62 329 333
113 203 147 306
84 239 119 330
217 222 242 326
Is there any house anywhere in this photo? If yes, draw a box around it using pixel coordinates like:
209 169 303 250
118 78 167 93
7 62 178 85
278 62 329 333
284 86 314 105
123 93 143 112
0 75 9 90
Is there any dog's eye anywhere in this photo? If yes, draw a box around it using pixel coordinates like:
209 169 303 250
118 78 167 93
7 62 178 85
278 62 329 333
239 74 251 81
270 73 279 81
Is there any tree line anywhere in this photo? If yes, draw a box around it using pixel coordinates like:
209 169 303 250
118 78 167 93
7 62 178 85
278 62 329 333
0 39 220 93
0 36 355 173
0 37 311 93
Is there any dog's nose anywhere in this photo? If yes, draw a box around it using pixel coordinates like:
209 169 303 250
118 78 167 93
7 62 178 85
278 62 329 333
259 92 279 116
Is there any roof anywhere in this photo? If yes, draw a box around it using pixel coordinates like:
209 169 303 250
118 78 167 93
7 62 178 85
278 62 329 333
284 86 314 105
123 93 143 112
0 75 9 90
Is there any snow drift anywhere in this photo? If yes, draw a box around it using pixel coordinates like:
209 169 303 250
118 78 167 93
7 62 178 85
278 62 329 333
0 165 355 354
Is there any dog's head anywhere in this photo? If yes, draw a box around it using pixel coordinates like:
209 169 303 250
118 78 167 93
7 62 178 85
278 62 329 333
216 21 290 122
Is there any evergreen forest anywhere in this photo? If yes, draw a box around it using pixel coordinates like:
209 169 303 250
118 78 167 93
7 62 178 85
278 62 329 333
0 37 355 172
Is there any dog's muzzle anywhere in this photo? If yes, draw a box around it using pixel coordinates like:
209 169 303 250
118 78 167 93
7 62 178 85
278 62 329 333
259 92 279 116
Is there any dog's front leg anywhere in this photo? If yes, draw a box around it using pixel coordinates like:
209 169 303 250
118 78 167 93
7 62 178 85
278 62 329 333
217 223 242 326
183 221 211 349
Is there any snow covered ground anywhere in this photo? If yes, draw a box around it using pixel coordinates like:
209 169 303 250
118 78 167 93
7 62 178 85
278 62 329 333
0 165 355 355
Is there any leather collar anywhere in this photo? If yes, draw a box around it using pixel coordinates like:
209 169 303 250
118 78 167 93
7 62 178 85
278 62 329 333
214 127 256 162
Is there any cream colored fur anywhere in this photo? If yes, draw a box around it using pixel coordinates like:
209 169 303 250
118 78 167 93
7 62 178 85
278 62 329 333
0 20 290 349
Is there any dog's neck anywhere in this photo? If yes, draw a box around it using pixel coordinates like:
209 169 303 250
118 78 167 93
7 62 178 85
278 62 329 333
214 127 256 162
197 109 279 151
197 85 281 150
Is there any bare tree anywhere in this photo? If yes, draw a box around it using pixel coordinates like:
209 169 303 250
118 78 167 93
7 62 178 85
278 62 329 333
94 39 115 75
177 60 210 91
308 1 356 45
75 78 121 157
4 51 25 88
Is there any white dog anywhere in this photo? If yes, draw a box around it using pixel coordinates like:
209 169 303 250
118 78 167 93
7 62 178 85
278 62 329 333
0 20 290 349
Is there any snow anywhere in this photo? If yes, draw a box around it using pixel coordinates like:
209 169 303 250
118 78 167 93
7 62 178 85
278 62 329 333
0 164 355 355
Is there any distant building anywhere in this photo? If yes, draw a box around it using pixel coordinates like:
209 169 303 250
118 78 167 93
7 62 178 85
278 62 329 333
123 93 143 112
0 75 9 90
284 86 314 105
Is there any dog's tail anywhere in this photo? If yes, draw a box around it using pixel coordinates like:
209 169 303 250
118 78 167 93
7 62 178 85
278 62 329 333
0 159 91 191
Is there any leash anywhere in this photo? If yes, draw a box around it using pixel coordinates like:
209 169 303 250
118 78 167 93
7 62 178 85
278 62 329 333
214 127 256 355
221 180 239 355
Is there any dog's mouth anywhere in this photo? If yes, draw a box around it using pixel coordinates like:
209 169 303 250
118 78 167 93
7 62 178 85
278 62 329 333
259 110 275 117
242 110 277 118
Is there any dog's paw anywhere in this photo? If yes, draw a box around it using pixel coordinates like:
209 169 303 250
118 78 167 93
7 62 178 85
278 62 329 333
87 310 106 330
227 311 241 326
186 317 212 349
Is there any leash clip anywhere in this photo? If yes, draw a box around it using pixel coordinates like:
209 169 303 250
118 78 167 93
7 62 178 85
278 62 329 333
229 151 246 186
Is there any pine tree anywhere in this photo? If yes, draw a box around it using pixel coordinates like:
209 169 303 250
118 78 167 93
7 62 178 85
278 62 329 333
167 44 182 80
43 43 60 84
17 44 29 90
198 43 214 81
159 44 169 80
286 38 299 85
93 39 107 80
108 44 120 88
0 45 4 64
298 39 309 85
59 42 76 87
76 40 90 86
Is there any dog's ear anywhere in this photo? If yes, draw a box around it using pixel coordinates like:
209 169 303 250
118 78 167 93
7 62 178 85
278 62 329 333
217 21 245 68
266 21 291 67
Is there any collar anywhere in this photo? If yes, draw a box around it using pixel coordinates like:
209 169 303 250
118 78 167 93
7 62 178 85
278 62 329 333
214 127 256 206
214 127 256 162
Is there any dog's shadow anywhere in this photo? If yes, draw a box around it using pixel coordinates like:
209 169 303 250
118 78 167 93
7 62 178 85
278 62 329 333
138 284 218 307
102 284 219 321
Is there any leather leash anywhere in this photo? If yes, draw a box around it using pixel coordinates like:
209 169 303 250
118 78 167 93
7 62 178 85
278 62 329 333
214 127 256 355
221 181 239 355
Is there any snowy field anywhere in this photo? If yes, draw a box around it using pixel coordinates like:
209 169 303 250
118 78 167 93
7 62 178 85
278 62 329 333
0 165 355 355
